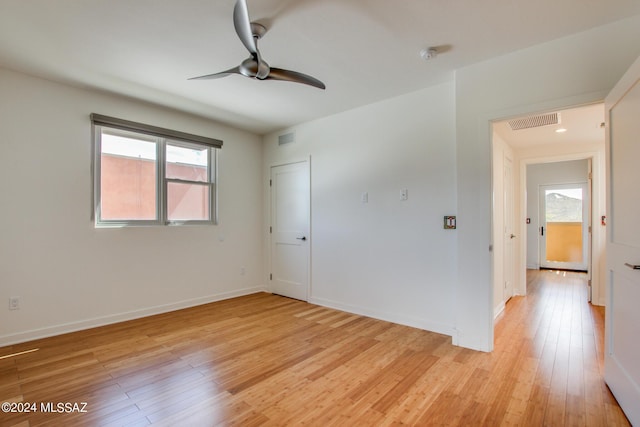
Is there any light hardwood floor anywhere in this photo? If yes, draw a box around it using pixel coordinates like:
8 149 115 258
0 270 630 426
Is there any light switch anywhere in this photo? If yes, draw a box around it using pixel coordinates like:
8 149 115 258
361 192 368 203
444 216 456 229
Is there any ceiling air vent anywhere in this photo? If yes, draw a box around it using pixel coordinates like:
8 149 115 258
278 132 295 146
508 112 560 131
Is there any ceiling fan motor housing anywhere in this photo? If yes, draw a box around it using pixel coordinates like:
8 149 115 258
240 57 270 79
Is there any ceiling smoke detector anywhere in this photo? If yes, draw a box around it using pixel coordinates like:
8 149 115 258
420 47 438 60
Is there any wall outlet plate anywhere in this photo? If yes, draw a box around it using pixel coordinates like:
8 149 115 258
9 296 20 310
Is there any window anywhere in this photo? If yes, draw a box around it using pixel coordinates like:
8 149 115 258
92 114 222 227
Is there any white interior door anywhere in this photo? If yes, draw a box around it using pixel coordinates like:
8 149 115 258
270 161 310 301
539 183 588 271
604 55 640 425
503 155 515 301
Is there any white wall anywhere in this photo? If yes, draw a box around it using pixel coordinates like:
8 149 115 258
3 16 639 352
455 15 640 351
0 69 264 345
526 160 589 269
263 82 457 336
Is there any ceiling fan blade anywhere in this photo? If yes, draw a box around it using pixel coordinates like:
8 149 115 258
188 66 242 80
233 0 258 55
266 67 326 90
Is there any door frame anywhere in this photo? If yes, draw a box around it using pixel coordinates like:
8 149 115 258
491 114 605 302
268 157 312 301
519 149 604 303
490 108 605 318
503 154 515 304
488 93 609 351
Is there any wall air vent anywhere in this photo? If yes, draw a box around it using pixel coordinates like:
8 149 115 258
278 132 295 146
508 112 560 130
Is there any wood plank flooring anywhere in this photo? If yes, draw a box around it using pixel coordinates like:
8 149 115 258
0 270 630 426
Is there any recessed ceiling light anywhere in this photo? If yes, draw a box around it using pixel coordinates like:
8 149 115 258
555 128 567 133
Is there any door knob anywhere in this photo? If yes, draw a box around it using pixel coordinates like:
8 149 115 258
296 236 307 241
624 263 640 270
510 234 516 239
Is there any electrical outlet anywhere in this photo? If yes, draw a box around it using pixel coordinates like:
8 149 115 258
400 189 408 201
9 296 20 310
240 267 246 276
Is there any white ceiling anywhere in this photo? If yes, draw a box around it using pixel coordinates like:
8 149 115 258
1 0 639 135
493 103 605 150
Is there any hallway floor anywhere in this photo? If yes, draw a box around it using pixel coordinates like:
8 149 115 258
493 269 629 425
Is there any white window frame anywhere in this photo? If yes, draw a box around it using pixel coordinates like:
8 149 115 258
91 114 221 227
162 139 217 226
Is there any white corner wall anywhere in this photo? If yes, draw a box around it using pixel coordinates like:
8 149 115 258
455 16 640 351
263 82 457 336
0 69 264 345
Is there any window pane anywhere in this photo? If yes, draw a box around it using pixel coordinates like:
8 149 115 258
166 143 209 182
545 188 582 222
167 182 210 221
100 133 157 220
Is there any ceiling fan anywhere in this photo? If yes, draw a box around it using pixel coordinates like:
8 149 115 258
190 0 326 90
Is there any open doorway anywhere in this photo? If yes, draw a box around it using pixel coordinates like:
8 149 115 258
491 102 606 319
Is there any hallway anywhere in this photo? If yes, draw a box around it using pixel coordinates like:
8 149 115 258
493 269 629 425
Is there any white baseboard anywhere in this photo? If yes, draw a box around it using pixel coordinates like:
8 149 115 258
0 286 266 347
308 296 454 338
494 302 506 319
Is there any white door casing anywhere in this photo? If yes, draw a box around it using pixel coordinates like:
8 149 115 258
604 55 640 425
587 158 593 302
503 155 515 302
270 161 310 301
